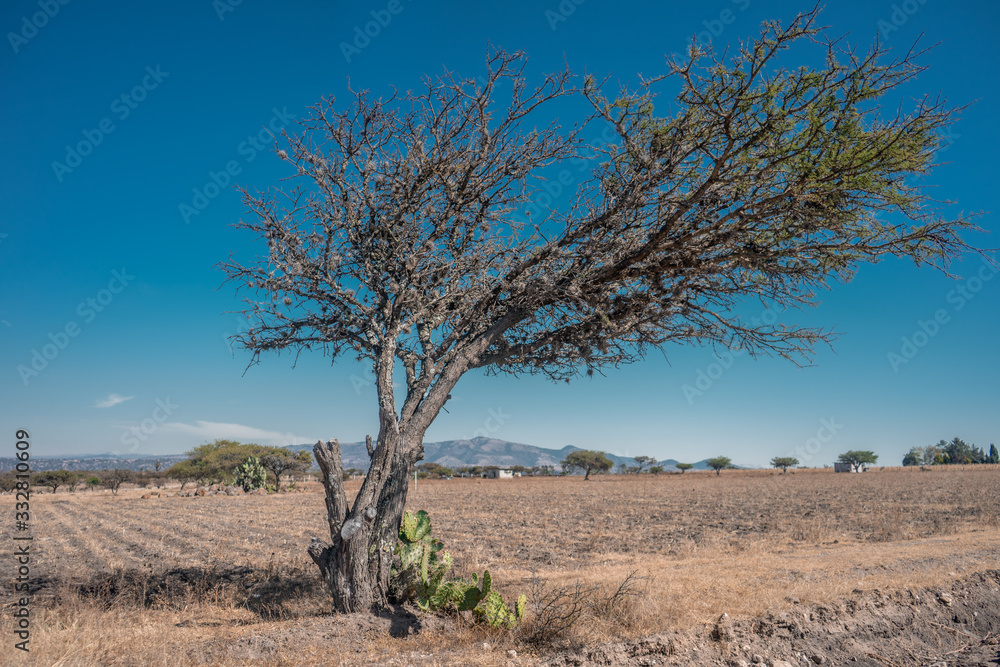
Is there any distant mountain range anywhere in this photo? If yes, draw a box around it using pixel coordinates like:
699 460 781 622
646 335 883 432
286 437 735 472
1 438 750 473
0 454 188 473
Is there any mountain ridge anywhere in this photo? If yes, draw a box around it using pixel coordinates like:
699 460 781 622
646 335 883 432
285 437 739 471
1 439 753 472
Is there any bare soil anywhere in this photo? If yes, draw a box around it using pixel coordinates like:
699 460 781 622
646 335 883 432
2 465 999 665
544 569 1000 666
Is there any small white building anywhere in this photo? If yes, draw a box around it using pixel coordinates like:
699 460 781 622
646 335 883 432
834 462 867 473
485 466 514 479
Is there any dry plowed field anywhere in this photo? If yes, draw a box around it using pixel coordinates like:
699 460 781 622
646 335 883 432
3 466 1000 665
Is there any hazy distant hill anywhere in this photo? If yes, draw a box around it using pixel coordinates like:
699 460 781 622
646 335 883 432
0 454 187 473
1 439 747 473
286 437 576 470
286 437 734 472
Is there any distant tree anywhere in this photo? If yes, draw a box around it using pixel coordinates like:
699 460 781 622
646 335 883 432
183 439 270 485
101 469 135 496
0 471 18 493
941 437 985 465
902 447 922 467
921 444 943 464
511 465 532 475
33 470 78 493
770 456 799 473
166 460 201 490
416 462 453 479
84 476 101 491
633 456 656 474
649 465 664 476
706 457 733 476
837 450 878 472
676 463 694 474
133 470 156 489
260 448 313 491
154 460 162 472
989 444 999 464
561 450 614 481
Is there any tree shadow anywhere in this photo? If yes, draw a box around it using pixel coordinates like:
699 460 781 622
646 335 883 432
59 563 327 620
376 603 423 637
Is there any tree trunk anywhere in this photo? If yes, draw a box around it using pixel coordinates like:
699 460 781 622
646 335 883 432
371 445 422 599
308 430 424 613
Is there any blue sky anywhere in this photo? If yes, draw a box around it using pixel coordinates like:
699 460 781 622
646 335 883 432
2 0 997 466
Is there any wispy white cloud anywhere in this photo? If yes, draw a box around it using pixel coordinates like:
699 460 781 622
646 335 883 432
160 421 314 447
94 393 135 408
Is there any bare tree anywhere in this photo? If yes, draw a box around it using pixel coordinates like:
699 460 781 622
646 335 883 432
222 10 985 613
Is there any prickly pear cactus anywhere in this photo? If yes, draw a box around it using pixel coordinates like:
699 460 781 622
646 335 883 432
392 510 453 607
474 590 527 628
390 512 527 626
400 509 432 543
235 456 267 493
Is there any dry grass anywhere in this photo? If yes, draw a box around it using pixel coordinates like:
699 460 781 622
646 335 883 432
2 465 999 665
